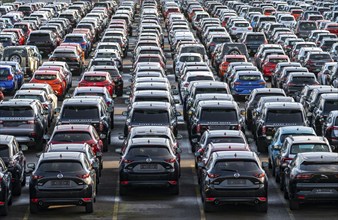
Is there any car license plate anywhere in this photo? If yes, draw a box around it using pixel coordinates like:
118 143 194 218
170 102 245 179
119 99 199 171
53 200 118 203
51 180 70 186
314 188 334 193
227 179 246 185
140 164 158 170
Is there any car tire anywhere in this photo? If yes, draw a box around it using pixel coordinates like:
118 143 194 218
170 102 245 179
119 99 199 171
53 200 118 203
0 195 8 216
289 198 299 210
119 185 127 196
30 202 39 214
228 49 241 56
12 180 22 196
85 201 94 213
256 202 268 213
9 54 21 64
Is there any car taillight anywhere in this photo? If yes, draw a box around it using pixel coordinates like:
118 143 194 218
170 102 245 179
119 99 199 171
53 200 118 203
255 173 265 178
196 124 201 133
184 82 189 87
207 173 220 178
234 82 241 85
288 83 296 86
78 173 90 179
262 125 266 135
27 120 35 124
123 159 133 163
260 81 266 85
7 75 13 80
232 27 237 30
248 27 252 30
210 42 215 46
32 175 43 180
165 158 176 163
295 174 313 179
281 157 293 164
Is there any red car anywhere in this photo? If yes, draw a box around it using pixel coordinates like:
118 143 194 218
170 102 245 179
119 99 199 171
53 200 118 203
78 71 115 96
262 55 290 79
324 23 338 36
46 124 103 169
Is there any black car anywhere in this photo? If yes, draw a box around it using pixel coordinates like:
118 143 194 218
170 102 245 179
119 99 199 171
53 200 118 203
56 97 112 152
199 151 268 212
282 72 319 98
119 138 180 195
28 152 97 214
189 100 244 143
245 88 286 130
254 102 307 152
284 152 338 210
0 135 26 196
240 32 267 56
0 99 48 150
123 102 180 137
0 158 12 216
311 93 338 135
26 30 59 55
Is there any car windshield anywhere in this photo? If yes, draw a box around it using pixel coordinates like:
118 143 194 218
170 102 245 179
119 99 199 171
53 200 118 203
15 95 44 102
254 93 284 102
0 68 10 76
0 106 34 117
235 23 249 27
291 76 316 84
97 45 118 50
300 162 338 171
180 56 201 62
282 17 294 21
0 145 9 158
196 88 228 95
207 137 245 145
214 160 260 172
51 132 92 142
266 109 304 124
61 105 99 120
213 37 230 43
65 36 84 42
290 144 331 154
38 161 83 172
76 92 104 97
34 74 57 80
83 75 106 82
239 75 261 81
323 100 338 114
131 109 169 124
280 133 315 143
127 146 171 157
201 108 238 123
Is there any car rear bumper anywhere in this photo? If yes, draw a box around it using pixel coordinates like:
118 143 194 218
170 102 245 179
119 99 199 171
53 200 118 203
0 81 15 91
293 190 338 201
30 197 93 207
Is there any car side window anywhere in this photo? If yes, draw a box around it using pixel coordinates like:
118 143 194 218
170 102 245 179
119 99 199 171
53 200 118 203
281 139 288 153
273 130 279 143
0 159 6 171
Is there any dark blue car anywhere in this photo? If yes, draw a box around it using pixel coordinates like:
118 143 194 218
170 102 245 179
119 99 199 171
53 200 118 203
230 71 266 98
63 33 91 57
0 65 23 94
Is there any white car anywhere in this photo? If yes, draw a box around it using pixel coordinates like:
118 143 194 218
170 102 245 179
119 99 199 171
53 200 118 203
174 53 203 76
278 14 296 29
229 20 252 39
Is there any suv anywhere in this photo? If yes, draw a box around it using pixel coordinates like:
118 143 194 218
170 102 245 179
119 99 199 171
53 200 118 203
123 102 179 137
240 32 267 55
276 136 332 191
0 99 48 150
189 100 244 143
294 21 317 39
2 46 40 76
0 135 26 196
198 151 268 212
0 158 12 216
28 152 97 214
56 97 112 151
255 102 307 152
26 30 59 56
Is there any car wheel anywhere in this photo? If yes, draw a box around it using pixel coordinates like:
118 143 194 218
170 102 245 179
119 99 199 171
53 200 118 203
256 202 268 213
9 54 21 63
0 195 8 216
29 202 39 214
289 198 299 210
85 201 94 213
12 180 22 196
228 49 241 55
119 184 127 196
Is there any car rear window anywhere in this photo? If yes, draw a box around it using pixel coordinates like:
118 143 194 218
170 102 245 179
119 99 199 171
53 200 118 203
280 133 315 143
227 58 246 62
61 105 99 120
290 144 331 154
214 160 260 172
91 61 115 66
235 22 249 27
51 131 92 142
291 76 316 84
0 144 9 158
180 56 202 62
269 58 288 63
83 75 106 82
181 47 205 55
29 33 50 41
187 75 213 82
93 68 119 77
138 57 160 62
239 75 261 81
15 95 44 102
38 161 83 172
135 97 169 102
196 87 228 94
201 108 238 123
213 37 230 43
65 36 84 42
0 68 9 76
131 109 169 124
300 161 338 171
323 100 338 114
0 106 34 117
266 109 304 124
76 92 104 97
127 146 171 157
246 34 265 41
207 137 245 144
34 74 57 80
281 17 294 21
309 54 331 60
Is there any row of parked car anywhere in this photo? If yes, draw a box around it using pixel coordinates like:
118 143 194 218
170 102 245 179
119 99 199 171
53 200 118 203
0 0 122 215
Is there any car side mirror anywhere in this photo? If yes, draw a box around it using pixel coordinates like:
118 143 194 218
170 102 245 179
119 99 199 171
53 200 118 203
240 110 246 116
176 148 182 154
20 145 28 151
43 134 50 141
176 112 181 117
171 89 179 95
36 153 41 158
174 99 180 104
99 134 106 139
261 161 269 168
124 99 130 105
115 148 122 155
245 96 249 101
195 151 201 157
331 145 336 151
55 108 60 113
176 134 183 140
197 162 205 169
118 135 125 140
122 111 128 116
27 163 36 170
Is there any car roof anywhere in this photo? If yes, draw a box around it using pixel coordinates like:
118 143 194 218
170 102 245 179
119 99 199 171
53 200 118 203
279 126 315 134
0 134 14 144
213 151 258 160
54 124 93 132
287 135 327 144
130 126 171 135
47 143 89 152
297 152 338 163
132 101 170 109
129 137 170 146
40 151 84 161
